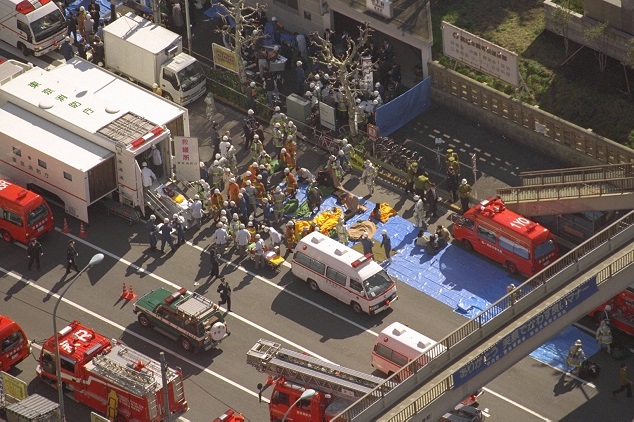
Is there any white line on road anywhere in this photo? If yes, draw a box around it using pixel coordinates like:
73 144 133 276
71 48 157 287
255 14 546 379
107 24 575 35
0 267 270 404
482 387 552 421
52 228 345 360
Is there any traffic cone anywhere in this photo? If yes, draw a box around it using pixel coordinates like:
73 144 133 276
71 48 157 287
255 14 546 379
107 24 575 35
62 218 71 234
79 223 87 238
120 282 128 299
126 284 137 300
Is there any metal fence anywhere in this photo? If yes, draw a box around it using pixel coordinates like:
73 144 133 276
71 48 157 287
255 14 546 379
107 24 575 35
334 210 634 421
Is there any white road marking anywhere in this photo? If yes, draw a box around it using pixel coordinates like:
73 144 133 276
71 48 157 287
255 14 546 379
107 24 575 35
49 229 347 360
482 387 552 421
0 267 270 404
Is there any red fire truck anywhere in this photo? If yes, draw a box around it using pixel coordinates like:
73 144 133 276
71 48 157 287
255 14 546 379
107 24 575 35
247 339 385 422
0 314 30 372
453 196 559 276
0 178 54 244
214 409 246 421
589 290 634 336
36 321 188 421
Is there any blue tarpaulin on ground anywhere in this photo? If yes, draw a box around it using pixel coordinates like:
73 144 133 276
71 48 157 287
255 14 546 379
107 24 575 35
204 4 235 27
287 185 599 369
375 76 431 137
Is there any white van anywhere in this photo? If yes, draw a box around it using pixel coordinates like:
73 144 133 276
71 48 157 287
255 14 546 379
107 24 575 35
372 322 446 377
291 232 398 315
0 0 66 56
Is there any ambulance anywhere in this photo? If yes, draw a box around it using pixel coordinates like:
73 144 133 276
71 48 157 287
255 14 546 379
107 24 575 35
291 231 398 315
372 322 445 378
0 0 67 56
0 314 30 372
0 178 54 244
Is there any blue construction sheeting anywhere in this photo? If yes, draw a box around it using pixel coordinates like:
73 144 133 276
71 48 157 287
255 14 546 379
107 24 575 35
529 326 600 372
290 185 598 368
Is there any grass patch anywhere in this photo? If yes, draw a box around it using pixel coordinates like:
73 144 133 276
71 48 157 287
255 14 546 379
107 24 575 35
431 0 634 144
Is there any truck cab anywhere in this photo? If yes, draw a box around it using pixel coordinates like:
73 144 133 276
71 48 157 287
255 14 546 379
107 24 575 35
268 379 350 422
133 287 229 352
0 315 30 372
161 53 206 105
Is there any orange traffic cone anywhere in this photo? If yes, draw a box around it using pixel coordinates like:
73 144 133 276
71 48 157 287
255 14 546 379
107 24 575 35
126 284 137 300
62 218 71 234
120 282 128 299
79 223 87 238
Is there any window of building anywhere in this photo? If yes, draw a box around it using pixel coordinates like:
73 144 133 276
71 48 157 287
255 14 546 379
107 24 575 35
12 147 21 157
38 159 47 169
274 0 298 11
63 172 72 181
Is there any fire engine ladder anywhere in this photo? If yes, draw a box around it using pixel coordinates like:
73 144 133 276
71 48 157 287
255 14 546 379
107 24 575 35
91 353 156 397
247 339 385 399
496 163 634 217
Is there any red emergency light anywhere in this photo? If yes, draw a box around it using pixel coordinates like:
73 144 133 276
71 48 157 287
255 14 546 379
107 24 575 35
130 127 164 149
16 1 35 14
351 253 373 268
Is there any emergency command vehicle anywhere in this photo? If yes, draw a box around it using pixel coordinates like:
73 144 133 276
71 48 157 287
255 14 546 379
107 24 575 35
0 314 30 372
453 196 559 276
37 321 188 421
291 232 398 314
0 178 54 244
133 287 229 352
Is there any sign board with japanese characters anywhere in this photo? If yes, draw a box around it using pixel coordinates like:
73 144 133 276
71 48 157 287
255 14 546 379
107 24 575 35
442 22 519 87
319 102 336 131
212 43 239 74
174 137 200 182
452 276 598 388
366 0 393 18
0 371 28 406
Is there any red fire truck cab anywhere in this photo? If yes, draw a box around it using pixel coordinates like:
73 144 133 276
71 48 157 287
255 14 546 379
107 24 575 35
0 315 30 372
37 321 188 421
0 179 55 244
589 290 634 336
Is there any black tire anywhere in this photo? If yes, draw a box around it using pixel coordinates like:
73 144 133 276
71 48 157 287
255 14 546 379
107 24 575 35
137 313 151 328
18 43 30 57
163 92 173 102
351 301 362 313
462 239 473 252
180 336 193 352
506 261 519 274
1 230 12 243
308 279 319 292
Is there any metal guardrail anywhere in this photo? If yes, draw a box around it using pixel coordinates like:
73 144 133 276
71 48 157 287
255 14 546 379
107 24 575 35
497 177 634 203
520 163 634 186
334 210 634 421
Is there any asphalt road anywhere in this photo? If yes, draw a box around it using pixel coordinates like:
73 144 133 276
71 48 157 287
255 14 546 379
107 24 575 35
2 43 634 422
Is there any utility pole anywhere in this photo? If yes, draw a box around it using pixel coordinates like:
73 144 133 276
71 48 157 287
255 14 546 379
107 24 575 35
471 153 477 199
184 0 192 55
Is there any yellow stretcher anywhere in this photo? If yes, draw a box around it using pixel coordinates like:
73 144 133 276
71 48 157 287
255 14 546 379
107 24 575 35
248 244 285 271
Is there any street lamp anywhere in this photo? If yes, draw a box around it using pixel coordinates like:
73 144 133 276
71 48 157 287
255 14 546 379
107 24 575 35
52 253 104 421
281 388 317 422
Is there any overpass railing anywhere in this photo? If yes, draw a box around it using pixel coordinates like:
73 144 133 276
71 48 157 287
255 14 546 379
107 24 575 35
334 210 634 421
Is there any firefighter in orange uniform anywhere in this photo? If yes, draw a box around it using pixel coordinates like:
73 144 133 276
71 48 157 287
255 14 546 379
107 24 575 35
285 135 297 158
210 189 224 220
284 168 297 197
247 221 257 243
248 162 259 178
227 177 240 203
254 175 266 201
285 220 297 250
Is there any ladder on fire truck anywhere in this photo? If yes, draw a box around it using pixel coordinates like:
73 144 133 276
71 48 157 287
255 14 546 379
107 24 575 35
247 339 386 399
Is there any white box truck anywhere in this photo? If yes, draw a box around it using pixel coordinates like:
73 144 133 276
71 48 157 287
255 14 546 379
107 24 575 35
0 0 66 57
103 13 206 106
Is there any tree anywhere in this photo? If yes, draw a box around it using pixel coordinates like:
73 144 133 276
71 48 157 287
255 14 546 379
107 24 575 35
217 1 267 87
550 0 573 58
621 39 634 95
583 21 610 72
312 23 374 138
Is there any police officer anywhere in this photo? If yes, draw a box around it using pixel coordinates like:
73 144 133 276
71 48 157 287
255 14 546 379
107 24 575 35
27 237 43 271
66 240 80 274
217 277 232 311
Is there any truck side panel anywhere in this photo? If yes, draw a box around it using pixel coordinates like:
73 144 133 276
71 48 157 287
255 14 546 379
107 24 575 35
104 29 159 88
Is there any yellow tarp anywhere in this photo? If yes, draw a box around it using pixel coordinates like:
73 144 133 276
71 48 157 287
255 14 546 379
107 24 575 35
371 203 397 223
312 207 343 234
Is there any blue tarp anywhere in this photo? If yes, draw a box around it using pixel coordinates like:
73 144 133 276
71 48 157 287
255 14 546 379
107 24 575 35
375 76 432 137
286 185 599 369
203 4 235 27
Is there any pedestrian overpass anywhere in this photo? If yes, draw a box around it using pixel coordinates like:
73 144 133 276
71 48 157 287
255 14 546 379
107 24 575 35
496 163 634 217
333 210 634 422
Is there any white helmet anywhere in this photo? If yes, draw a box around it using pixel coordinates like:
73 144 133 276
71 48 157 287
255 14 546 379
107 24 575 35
274 106 281 112
255 234 261 240
305 91 313 97
239 224 245 229
281 148 287 154
150 215 156 220
284 168 290 174
262 197 268 202
173 214 178 219
287 135 294 140
194 194 200 199
254 134 260 140
213 160 219 166
222 201 228 207
230 201 236 206
233 213 239 219
214 189 220 194
164 218 170 223
342 138 348 145
222 135 229 141
257 174 263 180
372 99 379 105
246 180 252 186
250 81 256 87
375 82 381 88
246 171 252 176
252 161 258 167
230 177 236 183
373 90 379 96
297 60 302 66
276 187 282 193
605 305 612 311
275 123 281 128
217 222 223 228
248 109 254 115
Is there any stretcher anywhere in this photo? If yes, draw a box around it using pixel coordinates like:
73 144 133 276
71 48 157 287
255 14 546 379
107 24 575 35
247 244 285 271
